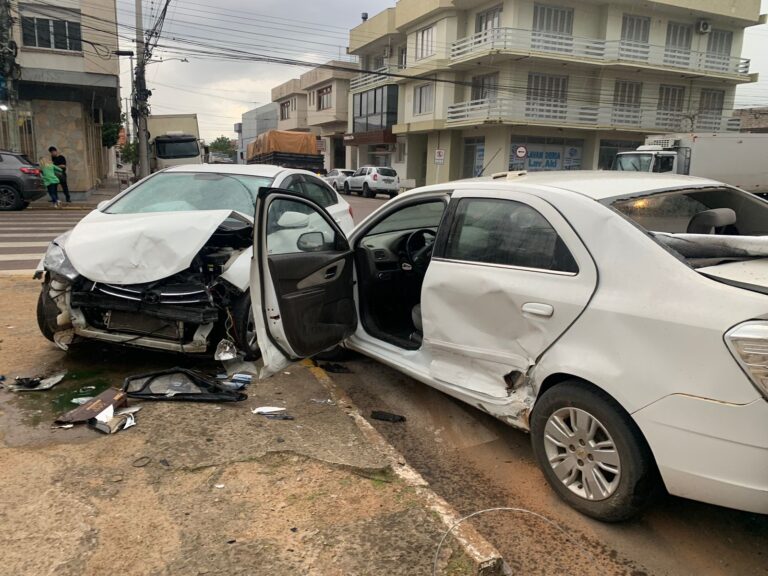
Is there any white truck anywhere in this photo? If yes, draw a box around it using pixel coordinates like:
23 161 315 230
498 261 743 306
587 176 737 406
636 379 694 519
612 133 768 196
147 114 204 172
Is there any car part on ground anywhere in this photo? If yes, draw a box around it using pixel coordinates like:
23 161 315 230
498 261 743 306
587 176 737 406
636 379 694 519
123 368 247 402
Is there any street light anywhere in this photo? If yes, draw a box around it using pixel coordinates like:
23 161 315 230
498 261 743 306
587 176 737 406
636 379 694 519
146 57 189 65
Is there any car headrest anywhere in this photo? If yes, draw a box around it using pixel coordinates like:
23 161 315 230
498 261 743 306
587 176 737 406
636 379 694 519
686 208 737 234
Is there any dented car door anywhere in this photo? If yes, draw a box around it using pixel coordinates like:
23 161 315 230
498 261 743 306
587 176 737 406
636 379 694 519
423 189 597 418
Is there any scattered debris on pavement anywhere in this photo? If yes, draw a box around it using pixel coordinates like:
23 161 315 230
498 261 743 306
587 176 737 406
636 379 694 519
8 371 67 392
89 405 141 434
214 339 238 361
56 388 128 424
371 410 407 423
252 406 286 414
123 368 247 402
310 398 335 405
70 396 94 405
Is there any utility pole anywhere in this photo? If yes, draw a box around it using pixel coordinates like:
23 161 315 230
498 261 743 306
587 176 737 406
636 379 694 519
135 0 150 178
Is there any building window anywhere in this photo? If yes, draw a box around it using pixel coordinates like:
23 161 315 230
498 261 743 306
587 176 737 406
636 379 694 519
526 73 568 120
280 101 290 120
621 14 650 43
290 98 296 111
309 91 315 106
317 85 332 110
664 22 693 67
413 83 434 115
657 85 686 130
471 73 499 101
705 29 733 71
21 16 82 51
353 85 398 133
396 138 406 163
397 46 407 69
462 136 485 178
476 5 502 32
697 89 725 130
613 80 642 125
415 26 435 60
533 4 573 35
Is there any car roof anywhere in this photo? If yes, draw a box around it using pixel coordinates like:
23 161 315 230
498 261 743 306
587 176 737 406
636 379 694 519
163 164 317 179
410 170 725 201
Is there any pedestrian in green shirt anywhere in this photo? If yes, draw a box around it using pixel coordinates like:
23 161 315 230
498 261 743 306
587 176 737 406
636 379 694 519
39 157 63 208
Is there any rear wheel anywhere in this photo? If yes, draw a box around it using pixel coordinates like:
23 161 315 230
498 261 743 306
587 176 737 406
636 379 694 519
232 292 262 361
0 184 23 211
343 182 351 195
389 191 397 199
530 382 658 522
332 181 339 193
363 183 373 198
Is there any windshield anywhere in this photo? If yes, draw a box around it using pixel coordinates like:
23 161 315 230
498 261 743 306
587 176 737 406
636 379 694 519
156 139 200 159
613 153 653 172
106 172 274 215
377 167 397 177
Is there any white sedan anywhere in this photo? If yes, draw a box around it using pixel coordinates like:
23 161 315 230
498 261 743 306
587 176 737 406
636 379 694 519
324 168 354 192
35 164 354 359
250 170 768 521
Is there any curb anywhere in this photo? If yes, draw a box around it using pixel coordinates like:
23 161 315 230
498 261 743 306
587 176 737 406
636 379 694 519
303 360 508 576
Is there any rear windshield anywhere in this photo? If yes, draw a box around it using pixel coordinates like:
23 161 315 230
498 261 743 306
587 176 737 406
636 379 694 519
376 167 397 177
341 170 354 176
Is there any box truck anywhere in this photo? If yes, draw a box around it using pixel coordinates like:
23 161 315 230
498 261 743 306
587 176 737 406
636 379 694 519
612 133 768 195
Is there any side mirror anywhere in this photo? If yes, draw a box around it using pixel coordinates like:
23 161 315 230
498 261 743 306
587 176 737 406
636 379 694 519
97 200 109 211
297 231 326 252
277 211 310 228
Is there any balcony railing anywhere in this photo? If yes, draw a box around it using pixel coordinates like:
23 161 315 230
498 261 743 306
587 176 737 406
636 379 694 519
350 65 396 91
446 98 740 132
450 28 751 76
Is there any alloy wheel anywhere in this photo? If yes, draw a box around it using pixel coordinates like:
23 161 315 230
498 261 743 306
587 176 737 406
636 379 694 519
543 407 621 501
0 186 17 210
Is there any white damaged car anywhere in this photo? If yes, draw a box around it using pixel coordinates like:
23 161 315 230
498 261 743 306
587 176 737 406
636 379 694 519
249 171 768 520
35 164 354 358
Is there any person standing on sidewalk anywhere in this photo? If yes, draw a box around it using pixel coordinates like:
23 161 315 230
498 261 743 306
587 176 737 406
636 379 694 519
40 157 62 208
48 146 71 203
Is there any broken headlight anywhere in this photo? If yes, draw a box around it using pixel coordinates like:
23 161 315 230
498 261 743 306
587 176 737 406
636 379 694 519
725 321 768 399
43 233 79 281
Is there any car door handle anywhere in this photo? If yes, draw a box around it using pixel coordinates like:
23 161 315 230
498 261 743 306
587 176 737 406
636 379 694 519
324 266 338 279
521 302 554 318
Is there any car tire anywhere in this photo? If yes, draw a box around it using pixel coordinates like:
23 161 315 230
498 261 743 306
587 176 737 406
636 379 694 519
0 183 23 211
232 292 262 361
389 191 397 199
344 182 351 195
530 381 658 522
332 182 339 193
37 287 59 343
363 183 373 198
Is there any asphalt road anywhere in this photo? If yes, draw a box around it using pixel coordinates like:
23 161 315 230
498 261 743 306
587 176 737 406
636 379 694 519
331 356 768 576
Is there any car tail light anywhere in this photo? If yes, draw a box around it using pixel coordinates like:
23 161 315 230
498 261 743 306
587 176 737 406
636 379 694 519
725 321 768 398
373 173 378 181
20 167 40 175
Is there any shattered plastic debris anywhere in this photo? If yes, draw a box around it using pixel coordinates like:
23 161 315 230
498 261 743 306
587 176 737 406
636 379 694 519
89 405 142 434
53 329 75 351
371 410 407 423
251 406 286 414
51 423 74 430
310 398 335 405
123 368 247 402
71 396 95 405
214 339 238 361
214 484 225 489
9 371 67 392
56 389 128 424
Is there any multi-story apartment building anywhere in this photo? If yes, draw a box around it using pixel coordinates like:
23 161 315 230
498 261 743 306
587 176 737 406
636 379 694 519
235 102 278 163
271 61 358 170
348 0 762 186
5 0 120 192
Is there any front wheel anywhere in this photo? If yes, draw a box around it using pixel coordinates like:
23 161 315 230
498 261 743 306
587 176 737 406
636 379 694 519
343 182 350 195
231 292 262 361
530 382 658 522
37 287 59 342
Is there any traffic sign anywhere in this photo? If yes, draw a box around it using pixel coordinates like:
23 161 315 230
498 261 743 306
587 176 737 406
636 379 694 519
434 149 445 165
514 145 528 159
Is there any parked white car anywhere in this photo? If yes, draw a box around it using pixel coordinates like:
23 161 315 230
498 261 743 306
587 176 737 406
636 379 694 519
344 166 399 198
251 171 768 521
324 168 355 192
35 164 354 359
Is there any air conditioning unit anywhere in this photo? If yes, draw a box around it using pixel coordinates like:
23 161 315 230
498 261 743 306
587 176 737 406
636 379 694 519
383 46 391 58
697 19 712 34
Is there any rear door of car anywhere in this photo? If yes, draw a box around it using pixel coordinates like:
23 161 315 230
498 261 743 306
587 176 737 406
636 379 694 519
423 188 597 399
250 189 356 376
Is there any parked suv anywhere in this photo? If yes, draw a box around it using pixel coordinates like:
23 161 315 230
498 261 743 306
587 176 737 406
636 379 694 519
344 166 399 198
0 150 45 211
324 168 355 192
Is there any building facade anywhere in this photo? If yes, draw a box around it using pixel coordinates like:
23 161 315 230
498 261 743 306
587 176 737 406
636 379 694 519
733 106 768 133
235 102 278 163
348 0 762 186
271 61 358 170
3 0 120 192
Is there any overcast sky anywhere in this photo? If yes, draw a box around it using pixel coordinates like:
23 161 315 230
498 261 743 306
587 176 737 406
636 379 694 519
117 0 768 142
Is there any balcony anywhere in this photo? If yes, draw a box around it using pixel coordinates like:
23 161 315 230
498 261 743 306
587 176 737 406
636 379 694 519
350 65 397 92
446 98 741 133
450 28 751 78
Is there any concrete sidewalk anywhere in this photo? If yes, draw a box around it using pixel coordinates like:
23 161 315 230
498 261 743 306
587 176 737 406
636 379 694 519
29 173 130 211
0 277 504 575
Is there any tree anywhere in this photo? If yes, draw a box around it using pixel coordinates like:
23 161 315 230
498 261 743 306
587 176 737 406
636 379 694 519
209 135 235 155
102 113 126 148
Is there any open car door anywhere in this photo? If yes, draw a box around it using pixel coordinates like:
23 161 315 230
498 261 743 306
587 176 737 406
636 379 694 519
250 188 357 377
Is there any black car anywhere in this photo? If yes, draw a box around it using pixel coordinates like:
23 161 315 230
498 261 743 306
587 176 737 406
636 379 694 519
0 150 45 211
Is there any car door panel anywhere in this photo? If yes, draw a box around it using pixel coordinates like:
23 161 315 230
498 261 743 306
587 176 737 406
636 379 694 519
422 189 597 399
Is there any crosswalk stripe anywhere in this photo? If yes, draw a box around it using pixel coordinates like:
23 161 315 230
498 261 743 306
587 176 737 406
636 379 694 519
0 228 71 232
0 233 72 238
0 269 36 277
0 253 44 261
0 242 50 248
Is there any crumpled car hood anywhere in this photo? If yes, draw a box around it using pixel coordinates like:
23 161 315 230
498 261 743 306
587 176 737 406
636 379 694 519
65 209 251 285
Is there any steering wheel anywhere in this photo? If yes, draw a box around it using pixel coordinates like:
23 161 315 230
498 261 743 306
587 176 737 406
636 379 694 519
405 229 437 273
